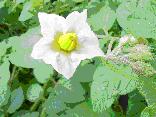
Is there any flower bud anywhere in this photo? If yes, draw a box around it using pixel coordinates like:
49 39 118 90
119 35 136 46
128 44 153 61
131 61 155 77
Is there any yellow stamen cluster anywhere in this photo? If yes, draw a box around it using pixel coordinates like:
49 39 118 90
57 33 78 52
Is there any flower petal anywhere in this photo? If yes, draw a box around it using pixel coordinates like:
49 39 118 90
77 29 99 47
38 12 66 39
71 45 104 60
66 9 87 32
66 10 99 47
43 53 81 79
31 37 52 59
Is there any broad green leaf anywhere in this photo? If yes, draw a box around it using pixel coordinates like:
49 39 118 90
72 64 96 82
12 110 39 117
33 62 53 84
12 111 39 117
18 0 43 21
60 102 111 117
8 0 26 13
0 60 10 84
18 1 33 21
116 0 137 31
21 112 39 117
91 63 138 112
7 87 24 113
127 90 146 117
0 58 10 108
0 111 4 117
0 114 4 117
0 84 10 107
8 27 40 51
117 0 156 38
8 27 41 68
137 78 156 106
44 92 66 114
141 104 156 117
26 83 43 102
88 5 116 31
9 49 37 68
55 79 85 103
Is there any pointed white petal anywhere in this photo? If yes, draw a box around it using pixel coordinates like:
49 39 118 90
43 53 81 79
66 10 99 47
75 25 103 59
38 12 66 38
77 28 99 47
66 9 87 33
71 46 104 60
31 37 52 59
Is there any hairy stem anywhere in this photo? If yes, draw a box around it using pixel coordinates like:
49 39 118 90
9 65 20 86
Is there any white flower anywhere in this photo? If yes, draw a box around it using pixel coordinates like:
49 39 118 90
31 10 104 79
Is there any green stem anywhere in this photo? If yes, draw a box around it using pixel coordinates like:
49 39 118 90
30 82 48 111
10 66 17 81
103 28 109 36
106 38 115 55
30 99 41 111
9 65 19 86
40 108 46 117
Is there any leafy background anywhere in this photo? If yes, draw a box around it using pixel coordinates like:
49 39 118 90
0 0 156 117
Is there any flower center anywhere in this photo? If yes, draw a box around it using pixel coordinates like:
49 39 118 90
57 33 78 52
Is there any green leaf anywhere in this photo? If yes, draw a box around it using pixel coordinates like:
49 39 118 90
8 27 41 68
8 0 26 13
117 0 156 38
141 104 156 117
0 61 10 107
21 112 39 117
0 84 10 107
91 63 138 112
56 79 85 103
0 114 4 117
127 90 146 117
44 92 66 114
33 61 53 84
116 0 136 31
7 87 24 113
12 110 39 117
26 83 43 102
8 27 40 51
0 0 7 8
72 64 96 82
88 5 116 31
60 102 111 117
18 1 33 21
137 78 156 106
0 60 10 84
9 49 37 68
0 111 4 117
